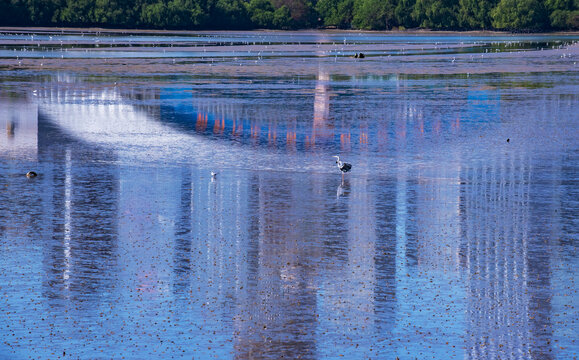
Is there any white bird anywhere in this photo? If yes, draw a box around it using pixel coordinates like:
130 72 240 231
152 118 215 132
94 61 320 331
210 171 218 182
333 156 352 178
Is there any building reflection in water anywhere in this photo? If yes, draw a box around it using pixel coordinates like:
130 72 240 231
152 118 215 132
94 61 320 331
37 113 120 306
0 81 576 359
0 95 121 355
460 152 559 360
233 173 320 358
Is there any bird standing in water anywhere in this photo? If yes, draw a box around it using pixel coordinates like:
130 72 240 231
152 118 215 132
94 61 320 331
333 156 352 179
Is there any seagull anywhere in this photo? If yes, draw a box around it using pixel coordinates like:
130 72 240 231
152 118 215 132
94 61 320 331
210 171 218 182
333 156 352 178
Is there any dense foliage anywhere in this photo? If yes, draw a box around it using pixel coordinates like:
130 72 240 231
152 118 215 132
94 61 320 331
0 0 577 30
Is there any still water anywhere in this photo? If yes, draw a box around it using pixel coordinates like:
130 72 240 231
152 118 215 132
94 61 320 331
0 30 578 359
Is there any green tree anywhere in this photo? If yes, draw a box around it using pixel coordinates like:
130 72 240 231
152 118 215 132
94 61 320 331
90 0 135 26
412 0 459 29
545 0 577 28
458 0 497 28
168 0 206 28
0 0 27 26
352 0 396 29
273 5 294 28
212 0 250 28
246 0 276 27
140 1 169 27
272 0 316 27
59 0 92 25
138 0 205 29
23 0 62 25
316 0 354 28
491 0 548 30
395 0 419 28
571 11 579 27
3 0 576 30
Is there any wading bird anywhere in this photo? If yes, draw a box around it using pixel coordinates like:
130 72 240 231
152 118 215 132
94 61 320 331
333 156 352 178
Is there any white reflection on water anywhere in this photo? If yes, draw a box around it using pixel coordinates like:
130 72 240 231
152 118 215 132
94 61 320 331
0 51 578 359
33 84 332 174
63 148 72 293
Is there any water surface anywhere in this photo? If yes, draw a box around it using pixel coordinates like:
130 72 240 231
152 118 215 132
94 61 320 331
0 30 578 359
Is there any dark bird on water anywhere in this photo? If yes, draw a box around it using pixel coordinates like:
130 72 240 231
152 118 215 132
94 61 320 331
26 171 37 178
333 156 352 177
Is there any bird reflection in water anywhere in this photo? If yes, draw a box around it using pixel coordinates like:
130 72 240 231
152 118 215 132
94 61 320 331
337 178 350 199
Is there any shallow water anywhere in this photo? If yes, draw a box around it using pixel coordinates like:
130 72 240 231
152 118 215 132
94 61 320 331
0 30 578 359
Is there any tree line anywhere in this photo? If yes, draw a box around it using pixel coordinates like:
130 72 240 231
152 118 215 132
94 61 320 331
0 0 577 31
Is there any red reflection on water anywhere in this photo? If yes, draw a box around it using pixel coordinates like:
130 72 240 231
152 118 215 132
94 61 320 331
340 132 351 151
286 130 296 151
196 113 207 132
359 123 368 146
232 119 243 137
396 120 406 140
451 116 460 132
268 125 277 145
433 117 441 135
213 116 225 134
251 124 260 139
305 134 314 149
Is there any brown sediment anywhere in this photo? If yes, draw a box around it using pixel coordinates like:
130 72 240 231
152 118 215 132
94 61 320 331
1 52 577 78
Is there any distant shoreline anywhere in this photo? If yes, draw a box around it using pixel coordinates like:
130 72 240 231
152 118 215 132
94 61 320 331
2 26 579 36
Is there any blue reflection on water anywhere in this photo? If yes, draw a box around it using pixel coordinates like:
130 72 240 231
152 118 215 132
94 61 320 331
158 75 503 157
